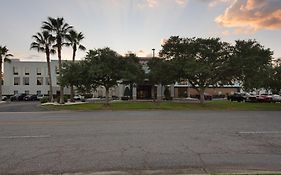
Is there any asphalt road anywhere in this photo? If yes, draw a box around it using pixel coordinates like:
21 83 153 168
0 110 281 174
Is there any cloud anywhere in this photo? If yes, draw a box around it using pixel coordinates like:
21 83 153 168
175 0 188 6
198 0 232 7
215 0 281 33
137 0 188 9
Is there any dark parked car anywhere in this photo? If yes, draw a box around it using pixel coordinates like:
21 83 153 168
23 95 38 101
228 92 247 102
10 93 27 101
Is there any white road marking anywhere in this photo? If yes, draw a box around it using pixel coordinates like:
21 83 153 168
0 135 51 139
238 131 281 134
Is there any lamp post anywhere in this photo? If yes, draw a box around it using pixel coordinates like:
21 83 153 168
152 48 155 58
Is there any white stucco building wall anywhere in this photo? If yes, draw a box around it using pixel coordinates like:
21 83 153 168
2 59 70 95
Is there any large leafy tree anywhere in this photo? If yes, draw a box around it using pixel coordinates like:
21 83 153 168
160 36 233 103
65 29 86 101
0 46 12 101
120 53 145 98
267 60 281 94
147 58 177 101
84 48 123 104
60 61 93 94
42 17 73 104
30 31 56 102
230 40 273 91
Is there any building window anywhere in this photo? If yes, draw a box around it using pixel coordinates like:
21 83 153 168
37 90 41 95
45 77 50 85
23 77 29 85
37 77 43 85
14 90 18 95
25 90 29 95
14 77 20 85
13 67 19 75
36 68 42 75
25 68 30 75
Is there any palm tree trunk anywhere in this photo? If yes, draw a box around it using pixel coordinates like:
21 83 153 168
0 58 3 101
46 50 54 102
70 48 76 102
58 44 64 104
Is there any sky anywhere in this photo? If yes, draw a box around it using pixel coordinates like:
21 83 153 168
0 0 281 61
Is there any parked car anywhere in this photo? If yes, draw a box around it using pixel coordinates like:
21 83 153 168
24 95 38 101
245 94 257 103
272 94 281 103
73 95 85 101
10 93 27 101
257 94 273 103
228 92 247 102
2 96 7 101
37 94 45 100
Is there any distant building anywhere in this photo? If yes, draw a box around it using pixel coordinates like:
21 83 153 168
3 58 240 99
3 59 70 96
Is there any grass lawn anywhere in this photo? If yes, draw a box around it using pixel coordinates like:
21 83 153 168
43 100 281 111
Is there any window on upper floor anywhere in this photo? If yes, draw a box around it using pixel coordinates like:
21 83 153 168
25 90 29 95
23 77 29 85
37 68 42 75
13 67 19 75
14 90 18 95
37 90 41 95
37 77 43 85
14 77 20 85
25 68 30 75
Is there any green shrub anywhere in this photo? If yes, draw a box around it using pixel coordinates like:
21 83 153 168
40 97 49 103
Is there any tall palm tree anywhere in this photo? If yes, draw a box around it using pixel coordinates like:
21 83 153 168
31 31 56 102
66 30 86 101
0 46 13 101
42 17 73 104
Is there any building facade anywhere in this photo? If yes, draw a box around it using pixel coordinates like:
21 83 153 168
3 58 240 99
3 59 70 96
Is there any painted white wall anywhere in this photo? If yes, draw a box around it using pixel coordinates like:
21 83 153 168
2 59 70 95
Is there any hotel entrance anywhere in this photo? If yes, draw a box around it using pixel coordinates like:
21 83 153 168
137 85 153 99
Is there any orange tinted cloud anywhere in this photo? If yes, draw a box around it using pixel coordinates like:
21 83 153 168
216 0 281 32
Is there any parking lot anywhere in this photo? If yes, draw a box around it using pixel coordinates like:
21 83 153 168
0 101 46 112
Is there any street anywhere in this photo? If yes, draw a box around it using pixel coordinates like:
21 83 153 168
0 109 281 174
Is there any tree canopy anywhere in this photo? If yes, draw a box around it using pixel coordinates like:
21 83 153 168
160 36 233 103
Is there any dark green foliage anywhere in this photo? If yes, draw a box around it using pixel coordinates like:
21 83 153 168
230 39 273 91
40 97 49 103
160 36 232 103
120 53 145 85
164 86 171 100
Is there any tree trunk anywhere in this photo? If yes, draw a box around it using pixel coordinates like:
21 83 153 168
105 87 109 105
70 48 76 102
199 88 205 104
58 44 64 104
46 50 54 102
0 58 3 102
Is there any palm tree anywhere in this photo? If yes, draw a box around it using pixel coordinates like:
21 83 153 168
66 30 86 101
0 46 13 101
31 31 56 102
42 17 73 104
